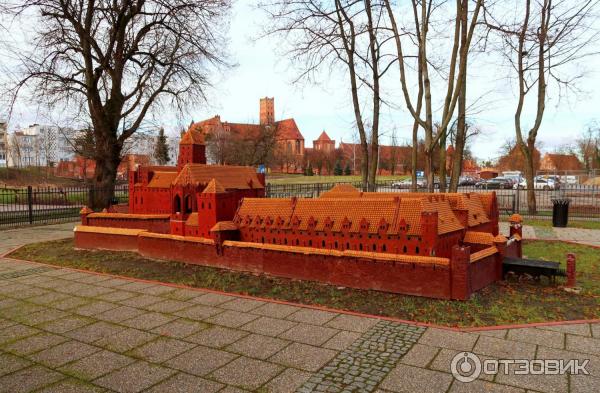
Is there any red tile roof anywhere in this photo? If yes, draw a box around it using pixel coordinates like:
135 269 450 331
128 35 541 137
275 118 304 140
316 131 332 142
210 221 239 232
147 171 179 189
202 179 226 193
173 164 264 190
541 153 583 171
236 194 466 236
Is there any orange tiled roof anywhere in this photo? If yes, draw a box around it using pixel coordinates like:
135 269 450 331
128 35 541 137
470 246 498 262
87 213 170 220
140 231 215 245
74 225 147 236
445 193 490 227
463 231 494 245
202 179 226 193
147 171 178 189
210 221 239 232
316 131 332 141
173 164 264 190
186 213 199 226
275 118 304 140
236 194 466 236
320 184 361 197
180 128 205 145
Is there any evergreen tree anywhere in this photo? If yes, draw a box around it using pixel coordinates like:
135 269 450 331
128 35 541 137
334 160 343 176
154 128 170 165
344 162 352 176
305 163 314 176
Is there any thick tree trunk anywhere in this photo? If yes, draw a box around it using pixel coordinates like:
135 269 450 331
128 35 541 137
89 133 122 209
368 141 378 191
360 143 369 191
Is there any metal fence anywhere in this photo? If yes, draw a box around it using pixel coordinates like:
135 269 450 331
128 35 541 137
2 180 598 230
265 181 600 220
0 184 129 229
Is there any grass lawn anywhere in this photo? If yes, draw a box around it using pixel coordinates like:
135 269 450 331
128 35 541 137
518 218 600 230
8 239 600 327
266 174 409 185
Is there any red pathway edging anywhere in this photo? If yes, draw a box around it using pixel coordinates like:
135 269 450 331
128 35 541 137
2 245 598 333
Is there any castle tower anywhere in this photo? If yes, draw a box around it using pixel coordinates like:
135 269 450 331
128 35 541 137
178 126 206 169
259 97 275 125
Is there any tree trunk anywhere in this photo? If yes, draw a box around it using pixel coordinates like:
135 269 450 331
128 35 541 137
438 130 447 192
449 0 468 193
520 141 537 215
411 121 418 192
90 134 122 209
368 141 378 191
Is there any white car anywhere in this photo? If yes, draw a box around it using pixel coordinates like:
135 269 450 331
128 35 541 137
513 178 559 190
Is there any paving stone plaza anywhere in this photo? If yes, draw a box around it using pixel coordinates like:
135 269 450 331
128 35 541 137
0 223 599 392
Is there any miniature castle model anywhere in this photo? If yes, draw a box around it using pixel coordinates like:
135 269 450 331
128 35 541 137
74 125 522 300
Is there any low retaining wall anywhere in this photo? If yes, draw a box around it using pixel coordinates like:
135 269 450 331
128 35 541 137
74 226 502 300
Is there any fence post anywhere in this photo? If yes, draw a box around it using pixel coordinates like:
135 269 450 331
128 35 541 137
27 185 33 224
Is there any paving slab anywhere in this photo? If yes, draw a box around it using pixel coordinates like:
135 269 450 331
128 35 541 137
145 372 223 393
59 349 135 380
226 333 290 360
210 356 283 390
0 364 65 393
93 360 175 393
164 345 238 376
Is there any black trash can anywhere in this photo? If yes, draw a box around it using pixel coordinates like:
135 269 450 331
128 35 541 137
551 198 571 227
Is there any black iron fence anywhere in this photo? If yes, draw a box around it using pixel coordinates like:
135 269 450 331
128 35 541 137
0 184 129 229
2 180 598 230
265 181 600 220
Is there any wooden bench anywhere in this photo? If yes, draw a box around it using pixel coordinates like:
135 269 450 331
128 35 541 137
503 257 566 282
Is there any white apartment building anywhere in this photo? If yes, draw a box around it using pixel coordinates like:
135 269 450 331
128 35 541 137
7 124 75 167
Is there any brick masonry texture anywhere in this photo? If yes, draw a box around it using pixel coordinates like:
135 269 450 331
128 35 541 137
297 320 425 393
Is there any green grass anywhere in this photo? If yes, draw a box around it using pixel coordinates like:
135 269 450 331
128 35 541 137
9 239 600 327
266 174 409 185
521 218 600 230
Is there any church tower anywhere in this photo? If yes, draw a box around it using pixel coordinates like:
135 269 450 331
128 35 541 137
178 126 206 169
259 97 275 125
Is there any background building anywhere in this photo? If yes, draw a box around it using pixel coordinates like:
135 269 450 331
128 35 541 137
7 124 74 167
0 121 7 168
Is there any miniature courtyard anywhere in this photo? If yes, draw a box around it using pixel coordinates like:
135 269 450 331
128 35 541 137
0 222 598 393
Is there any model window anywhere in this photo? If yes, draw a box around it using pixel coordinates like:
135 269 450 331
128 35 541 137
173 195 181 213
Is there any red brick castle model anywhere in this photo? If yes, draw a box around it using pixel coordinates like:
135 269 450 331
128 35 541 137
75 126 523 300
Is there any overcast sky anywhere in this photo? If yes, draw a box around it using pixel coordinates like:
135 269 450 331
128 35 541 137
7 1 600 162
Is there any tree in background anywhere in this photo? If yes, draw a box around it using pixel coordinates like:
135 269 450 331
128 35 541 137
384 0 483 192
577 122 600 171
344 162 352 176
153 128 170 165
484 0 599 213
261 0 391 191
305 163 314 176
334 161 343 176
4 0 231 208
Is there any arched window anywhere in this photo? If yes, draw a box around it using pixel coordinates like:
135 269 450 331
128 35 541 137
403 245 407 253
184 194 193 214
173 195 181 213
322 240 325 247
416 246 420 254
382 244 387 252
372 244 377 251
359 244 363 251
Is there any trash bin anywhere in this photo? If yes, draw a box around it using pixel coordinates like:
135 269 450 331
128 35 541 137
551 198 570 227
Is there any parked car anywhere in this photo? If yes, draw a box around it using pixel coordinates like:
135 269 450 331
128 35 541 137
475 177 513 189
458 176 477 186
561 175 578 185
513 178 559 190
391 178 426 189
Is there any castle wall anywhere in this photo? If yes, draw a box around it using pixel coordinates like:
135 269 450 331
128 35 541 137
84 213 171 234
73 226 500 300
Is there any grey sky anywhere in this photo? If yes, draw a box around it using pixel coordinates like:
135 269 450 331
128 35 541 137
6 1 600 162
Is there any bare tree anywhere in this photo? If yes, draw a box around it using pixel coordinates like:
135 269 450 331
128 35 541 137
577 122 600 171
384 0 483 192
260 0 392 190
3 0 231 207
484 0 599 213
